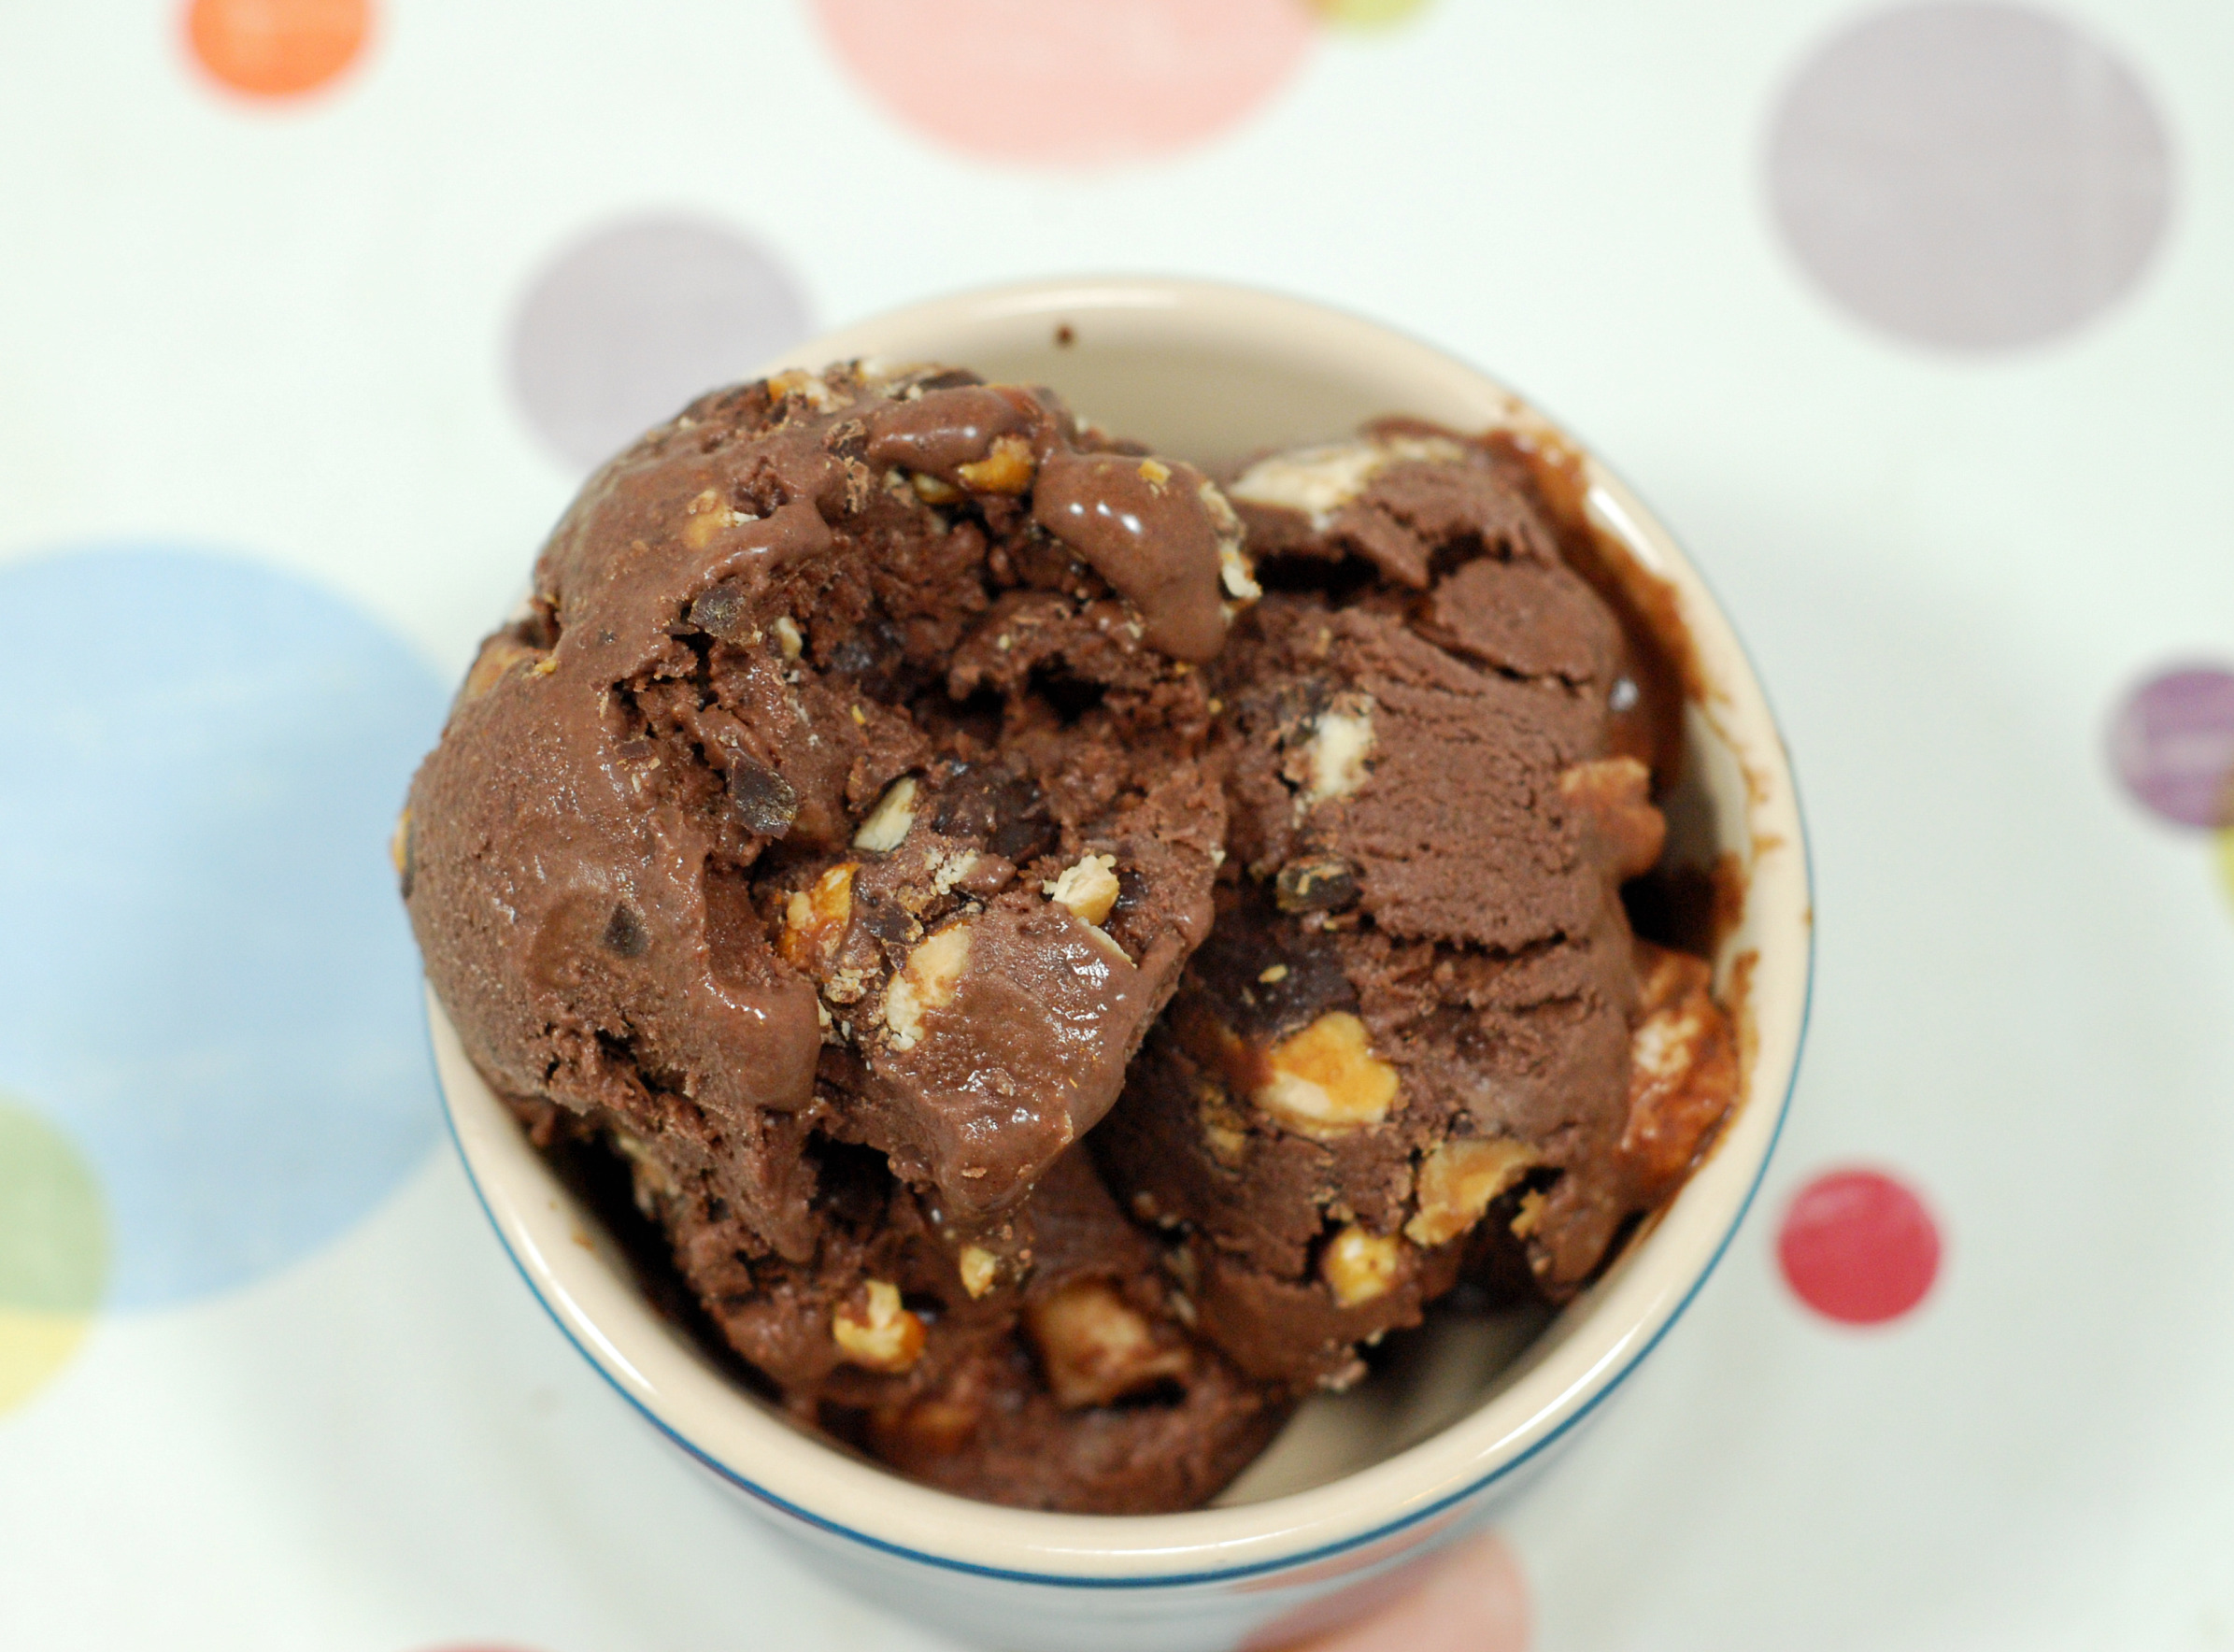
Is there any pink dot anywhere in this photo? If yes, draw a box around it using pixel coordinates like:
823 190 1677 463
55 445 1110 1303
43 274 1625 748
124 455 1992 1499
1249 1533 1530 1652
1777 1168 1941 1325
812 0 1315 168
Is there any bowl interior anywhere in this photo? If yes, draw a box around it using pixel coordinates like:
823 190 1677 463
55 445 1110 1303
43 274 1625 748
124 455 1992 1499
438 278 1811 1579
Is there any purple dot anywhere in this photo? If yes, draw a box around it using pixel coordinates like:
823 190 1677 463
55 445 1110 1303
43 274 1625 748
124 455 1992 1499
508 216 811 472
1766 3 2172 350
2110 666 2234 829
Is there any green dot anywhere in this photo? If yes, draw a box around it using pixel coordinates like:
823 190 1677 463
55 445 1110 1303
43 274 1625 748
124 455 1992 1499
1312 0 1433 30
0 1097 107 1315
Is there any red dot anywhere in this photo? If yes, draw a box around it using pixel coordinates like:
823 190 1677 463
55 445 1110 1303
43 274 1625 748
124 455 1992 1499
1776 1167 1940 1325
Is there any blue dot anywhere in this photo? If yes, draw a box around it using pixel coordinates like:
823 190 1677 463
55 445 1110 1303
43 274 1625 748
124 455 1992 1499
0 548 448 1305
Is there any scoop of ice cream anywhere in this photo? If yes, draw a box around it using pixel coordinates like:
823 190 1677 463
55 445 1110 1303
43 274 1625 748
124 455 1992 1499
403 363 1247 1265
1095 429 1737 1389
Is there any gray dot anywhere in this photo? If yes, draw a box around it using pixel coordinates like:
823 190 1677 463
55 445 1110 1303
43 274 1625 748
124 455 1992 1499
509 216 811 470
1767 4 2171 350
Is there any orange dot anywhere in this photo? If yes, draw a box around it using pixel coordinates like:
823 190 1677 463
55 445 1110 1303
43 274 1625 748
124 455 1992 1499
186 0 370 99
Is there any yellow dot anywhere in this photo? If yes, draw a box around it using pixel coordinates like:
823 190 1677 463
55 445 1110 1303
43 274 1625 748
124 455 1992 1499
1311 0 1433 30
0 1309 92 1414
0 1097 107 1414
2218 829 2234 911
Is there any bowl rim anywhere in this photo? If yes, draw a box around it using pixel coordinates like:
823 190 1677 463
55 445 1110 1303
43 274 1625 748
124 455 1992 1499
431 274 1814 1588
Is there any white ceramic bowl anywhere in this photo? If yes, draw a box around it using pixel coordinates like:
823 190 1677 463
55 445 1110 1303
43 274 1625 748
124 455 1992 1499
432 278 1813 1652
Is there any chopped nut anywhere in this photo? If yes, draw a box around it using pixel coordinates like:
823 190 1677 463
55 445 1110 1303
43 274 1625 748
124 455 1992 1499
1274 855 1359 914
1043 853 1120 926
1404 1137 1538 1247
1250 1011 1399 1137
1202 481 1259 603
1196 1078 1253 1168
459 636 543 704
772 615 804 659
1321 1226 1404 1308
832 1279 926 1374
779 862 857 973
1258 964 1288 984
1510 1189 1547 1239
1560 756 1666 881
1023 1279 1191 1409
1137 457 1173 488
958 1246 1000 1299
956 434 1037 494
908 471 963 505
1302 702 1375 805
872 1396 979 1458
854 775 918 852
883 921 972 1051
767 368 842 411
1228 434 1470 530
681 487 755 550
1621 945 1739 1192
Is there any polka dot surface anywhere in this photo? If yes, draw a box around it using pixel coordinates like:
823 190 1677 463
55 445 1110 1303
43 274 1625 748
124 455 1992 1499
1778 1168 1942 1326
1766 3 2171 349
1267 1534 1530 1652
0 1097 107 1413
1310 0 1434 29
0 548 447 1308
185 0 371 99
812 0 1314 168
2109 665 2234 830
509 216 811 473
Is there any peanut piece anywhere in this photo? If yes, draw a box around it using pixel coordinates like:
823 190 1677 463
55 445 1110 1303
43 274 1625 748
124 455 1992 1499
1404 1137 1537 1247
1251 1011 1399 1137
958 1246 999 1300
1302 702 1375 805
779 862 857 974
883 921 973 1051
1559 757 1666 881
955 434 1036 494
681 487 755 550
459 636 544 705
1621 944 1738 1191
1023 1279 1191 1409
1043 853 1120 926
1322 1226 1404 1307
832 1279 926 1374
854 775 918 853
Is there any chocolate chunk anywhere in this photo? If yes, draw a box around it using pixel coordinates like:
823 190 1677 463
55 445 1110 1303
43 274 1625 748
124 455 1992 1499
601 903 648 959
688 579 751 639
726 758 799 837
1274 856 1359 914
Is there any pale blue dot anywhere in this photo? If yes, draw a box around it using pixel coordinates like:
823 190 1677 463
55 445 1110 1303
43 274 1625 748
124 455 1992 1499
0 548 448 1306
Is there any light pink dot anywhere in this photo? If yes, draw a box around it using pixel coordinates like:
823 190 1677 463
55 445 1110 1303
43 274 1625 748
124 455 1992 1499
1250 1533 1530 1652
1778 1167 1941 1326
813 0 1315 168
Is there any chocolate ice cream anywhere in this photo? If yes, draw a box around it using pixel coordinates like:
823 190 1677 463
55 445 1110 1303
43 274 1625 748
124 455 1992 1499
1093 428 1737 1389
404 368 1738 1512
